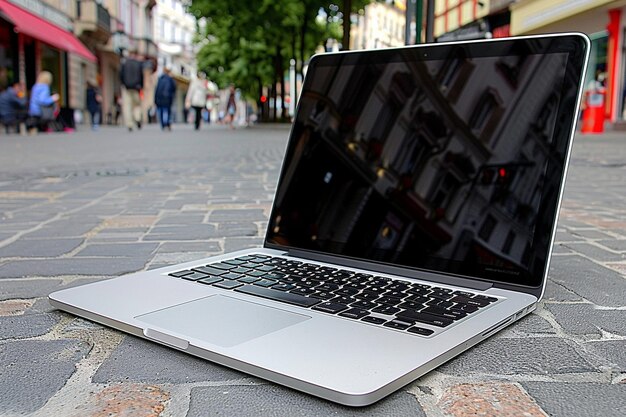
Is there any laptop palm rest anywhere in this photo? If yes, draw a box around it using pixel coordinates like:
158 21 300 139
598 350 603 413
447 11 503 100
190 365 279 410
135 295 310 348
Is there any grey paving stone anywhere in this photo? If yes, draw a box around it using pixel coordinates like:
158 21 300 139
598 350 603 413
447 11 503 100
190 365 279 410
24 218 102 238
597 239 626 252
586 340 626 371
158 242 221 253
223 238 264 252
439 337 595 376
561 243 625 261
0 313 60 339
217 222 259 237
143 225 217 241
75 243 158 258
551 244 574 254
186 385 425 417
0 257 146 278
554 231 581 242
0 279 63 300
92 336 244 383
545 304 626 337
209 209 267 222
0 238 84 258
507 312 556 334
548 255 626 307
543 280 583 302
0 339 91 414
156 214 206 226
522 382 626 417
570 230 614 240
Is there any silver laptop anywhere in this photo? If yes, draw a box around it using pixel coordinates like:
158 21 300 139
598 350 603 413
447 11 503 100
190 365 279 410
49 33 589 407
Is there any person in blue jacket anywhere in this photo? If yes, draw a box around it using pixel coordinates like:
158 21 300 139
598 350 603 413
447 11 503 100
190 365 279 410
0 80 27 133
28 71 59 132
154 67 176 131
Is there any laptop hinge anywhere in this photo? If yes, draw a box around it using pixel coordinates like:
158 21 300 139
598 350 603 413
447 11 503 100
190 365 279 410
285 249 492 291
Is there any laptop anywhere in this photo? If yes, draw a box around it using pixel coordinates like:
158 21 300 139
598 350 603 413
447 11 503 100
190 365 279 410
49 33 589 406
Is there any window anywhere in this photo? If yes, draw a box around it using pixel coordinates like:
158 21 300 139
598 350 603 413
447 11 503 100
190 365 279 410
469 91 497 131
479 215 497 241
502 230 516 254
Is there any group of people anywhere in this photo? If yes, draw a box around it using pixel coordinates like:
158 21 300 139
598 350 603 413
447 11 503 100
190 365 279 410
0 71 61 134
154 68 238 131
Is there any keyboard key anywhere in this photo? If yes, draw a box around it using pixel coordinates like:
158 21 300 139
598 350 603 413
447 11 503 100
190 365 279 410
254 279 278 288
383 320 412 330
222 272 245 280
210 262 237 270
169 270 193 278
351 300 378 310
181 272 210 281
263 272 287 280
213 281 243 290
407 327 434 336
257 265 277 272
362 316 386 325
238 276 260 284
193 266 228 276
291 287 317 296
230 267 252 274
272 283 296 291
312 302 350 314
223 259 247 266
235 285 320 307
372 305 401 315
396 310 453 327
247 270 267 277
421 306 467 320
339 308 370 319
377 296 402 306
309 291 334 300
473 295 498 303
197 276 223 285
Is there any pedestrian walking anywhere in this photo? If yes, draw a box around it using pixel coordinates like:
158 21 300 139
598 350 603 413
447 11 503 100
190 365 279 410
154 67 176 131
185 71 209 130
226 84 237 129
0 80 27 133
28 71 59 134
120 55 144 131
86 81 103 131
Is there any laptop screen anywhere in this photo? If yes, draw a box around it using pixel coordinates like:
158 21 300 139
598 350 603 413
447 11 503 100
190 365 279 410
265 35 588 288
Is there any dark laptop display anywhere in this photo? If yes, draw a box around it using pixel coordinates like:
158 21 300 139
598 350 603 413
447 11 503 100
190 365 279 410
266 36 587 288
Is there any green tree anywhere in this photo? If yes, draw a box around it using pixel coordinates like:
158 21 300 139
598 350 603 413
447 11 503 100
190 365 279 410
190 0 335 122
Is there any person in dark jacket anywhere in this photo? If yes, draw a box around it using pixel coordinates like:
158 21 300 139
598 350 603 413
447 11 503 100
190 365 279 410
0 80 27 133
154 67 176 131
120 55 144 131
86 82 103 131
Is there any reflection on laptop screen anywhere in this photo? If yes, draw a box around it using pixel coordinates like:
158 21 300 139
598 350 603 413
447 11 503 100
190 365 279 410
266 37 586 288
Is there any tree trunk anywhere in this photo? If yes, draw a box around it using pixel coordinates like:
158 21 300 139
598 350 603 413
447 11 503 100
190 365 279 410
277 45 287 120
342 0 352 50
272 52 278 123
299 14 308 83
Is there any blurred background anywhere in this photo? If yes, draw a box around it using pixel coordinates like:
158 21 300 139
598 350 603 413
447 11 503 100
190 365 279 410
0 0 621 128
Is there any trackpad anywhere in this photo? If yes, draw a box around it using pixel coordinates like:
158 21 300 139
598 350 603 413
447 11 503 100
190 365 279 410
135 295 310 348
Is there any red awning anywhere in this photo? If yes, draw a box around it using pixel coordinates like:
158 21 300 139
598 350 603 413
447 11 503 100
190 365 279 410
0 0 96 62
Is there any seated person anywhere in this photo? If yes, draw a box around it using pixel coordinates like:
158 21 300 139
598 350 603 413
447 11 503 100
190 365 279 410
0 80 27 133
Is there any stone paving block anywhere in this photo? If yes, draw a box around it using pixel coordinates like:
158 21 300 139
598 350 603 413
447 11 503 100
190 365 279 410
506 313 556 335
551 244 574 254
586 340 626 371
570 229 615 240
561 243 625 262
92 336 244 384
543 280 583 302
143 225 217 241
0 299 34 316
598 239 626 252
186 385 425 417
545 304 626 337
0 339 91 414
548 255 626 307
0 257 146 278
438 382 546 417
158 242 221 253
72 383 170 417
522 382 626 417
0 238 84 258
156 214 206 226
439 337 595 376
24 218 102 238
0 279 63 300
76 243 159 258
209 209 267 222
223 238 264 252
0 312 60 339
217 222 259 237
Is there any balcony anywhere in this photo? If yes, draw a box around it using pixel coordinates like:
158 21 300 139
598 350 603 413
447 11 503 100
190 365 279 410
75 0 112 43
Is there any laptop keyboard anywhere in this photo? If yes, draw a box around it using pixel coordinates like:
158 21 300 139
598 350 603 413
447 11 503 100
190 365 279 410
168 254 499 337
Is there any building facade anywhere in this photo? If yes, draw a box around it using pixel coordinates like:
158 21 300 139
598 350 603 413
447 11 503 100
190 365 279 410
350 0 406 50
0 0 158 127
153 0 197 123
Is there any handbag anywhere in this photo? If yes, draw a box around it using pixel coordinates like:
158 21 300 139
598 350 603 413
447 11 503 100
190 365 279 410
40 104 56 121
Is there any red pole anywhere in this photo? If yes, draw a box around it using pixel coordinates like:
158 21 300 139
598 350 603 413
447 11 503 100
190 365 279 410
606 9 621 122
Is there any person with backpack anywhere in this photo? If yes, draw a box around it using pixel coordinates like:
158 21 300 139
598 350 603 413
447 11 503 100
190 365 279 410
119 54 144 132
154 67 176 131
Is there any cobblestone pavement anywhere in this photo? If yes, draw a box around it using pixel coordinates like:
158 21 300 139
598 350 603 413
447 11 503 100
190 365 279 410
0 124 625 417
